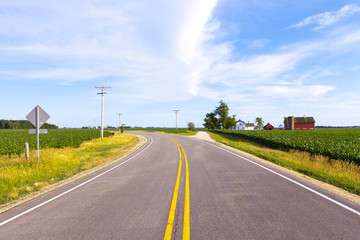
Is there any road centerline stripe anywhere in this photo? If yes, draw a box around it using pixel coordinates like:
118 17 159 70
163 136 190 240
163 139 182 240
180 143 190 240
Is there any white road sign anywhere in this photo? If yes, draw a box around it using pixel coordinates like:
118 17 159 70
26 105 50 128
29 129 48 134
25 105 50 165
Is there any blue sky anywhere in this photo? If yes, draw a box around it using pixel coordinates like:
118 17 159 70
1 0 360 128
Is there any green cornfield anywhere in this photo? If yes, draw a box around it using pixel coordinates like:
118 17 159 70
0 129 113 155
212 129 360 164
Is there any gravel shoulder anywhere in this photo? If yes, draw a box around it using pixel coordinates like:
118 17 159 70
191 131 215 142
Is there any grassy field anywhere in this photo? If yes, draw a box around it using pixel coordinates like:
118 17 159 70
0 133 140 205
211 128 360 164
0 129 113 155
209 131 360 196
127 128 202 136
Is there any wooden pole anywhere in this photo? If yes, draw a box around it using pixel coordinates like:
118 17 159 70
24 142 29 162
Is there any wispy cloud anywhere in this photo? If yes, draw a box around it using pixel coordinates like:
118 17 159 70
288 4 360 30
0 0 219 102
0 1 359 113
195 28 360 105
256 85 335 98
2 1 360 127
248 39 268 49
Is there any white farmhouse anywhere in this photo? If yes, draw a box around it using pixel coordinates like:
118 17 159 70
232 120 255 130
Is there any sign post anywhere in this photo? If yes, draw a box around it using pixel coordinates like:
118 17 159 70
26 105 50 165
36 106 40 164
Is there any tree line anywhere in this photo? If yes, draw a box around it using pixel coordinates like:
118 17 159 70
203 100 236 130
0 120 58 129
203 101 266 130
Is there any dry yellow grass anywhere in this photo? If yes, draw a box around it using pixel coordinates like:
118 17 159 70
0 133 139 204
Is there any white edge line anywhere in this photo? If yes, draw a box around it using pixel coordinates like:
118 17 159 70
201 140 360 217
0 137 154 227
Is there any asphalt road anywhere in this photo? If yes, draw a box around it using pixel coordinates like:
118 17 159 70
0 132 360 239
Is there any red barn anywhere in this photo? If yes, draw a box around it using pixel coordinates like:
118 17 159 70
263 123 274 130
284 116 315 130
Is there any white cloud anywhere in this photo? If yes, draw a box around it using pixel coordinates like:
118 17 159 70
0 0 220 102
256 85 335 98
248 39 268 49
177 0 218 60
350 65 360 71
203 52 303 86
288 4 360 30
192 23 360 105
0 0 360 109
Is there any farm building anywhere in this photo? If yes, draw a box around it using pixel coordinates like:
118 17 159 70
283 116 315 130
263 123 274 130
233 120 255 130
244 122 255 130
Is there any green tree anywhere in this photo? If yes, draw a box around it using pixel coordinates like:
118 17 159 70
215 100 229 126
203 100 236 130
0 120 8 129
0 120 57 129
255 117 264 128
203 112 219 130
187 122 195 131
12 121 20 129
223 115 236 130
215 100 236 130
4 121 12 129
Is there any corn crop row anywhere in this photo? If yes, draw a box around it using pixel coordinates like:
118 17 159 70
0 129 113 155
212 129 360 164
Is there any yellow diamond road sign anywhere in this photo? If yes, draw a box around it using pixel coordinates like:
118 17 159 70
26 105 50 128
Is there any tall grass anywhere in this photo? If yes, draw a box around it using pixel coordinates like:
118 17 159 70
0 133 139 205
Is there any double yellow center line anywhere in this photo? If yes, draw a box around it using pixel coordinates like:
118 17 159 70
163 137 190 240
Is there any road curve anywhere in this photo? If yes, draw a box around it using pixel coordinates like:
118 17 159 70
0 132 360 239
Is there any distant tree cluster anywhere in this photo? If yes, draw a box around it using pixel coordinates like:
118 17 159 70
203 100 236 130
187 122 195 131
0 120 58 129
255 117 264 128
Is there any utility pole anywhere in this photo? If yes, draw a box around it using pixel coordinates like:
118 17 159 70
117 113 123 132
95 86 111 140
173 110 180 134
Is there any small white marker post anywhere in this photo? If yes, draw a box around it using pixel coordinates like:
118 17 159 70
24 142 29 162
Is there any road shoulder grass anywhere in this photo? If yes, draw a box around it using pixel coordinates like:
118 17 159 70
208 131 360 204
0 133 145 209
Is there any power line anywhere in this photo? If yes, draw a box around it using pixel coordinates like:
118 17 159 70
95 86 111 140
